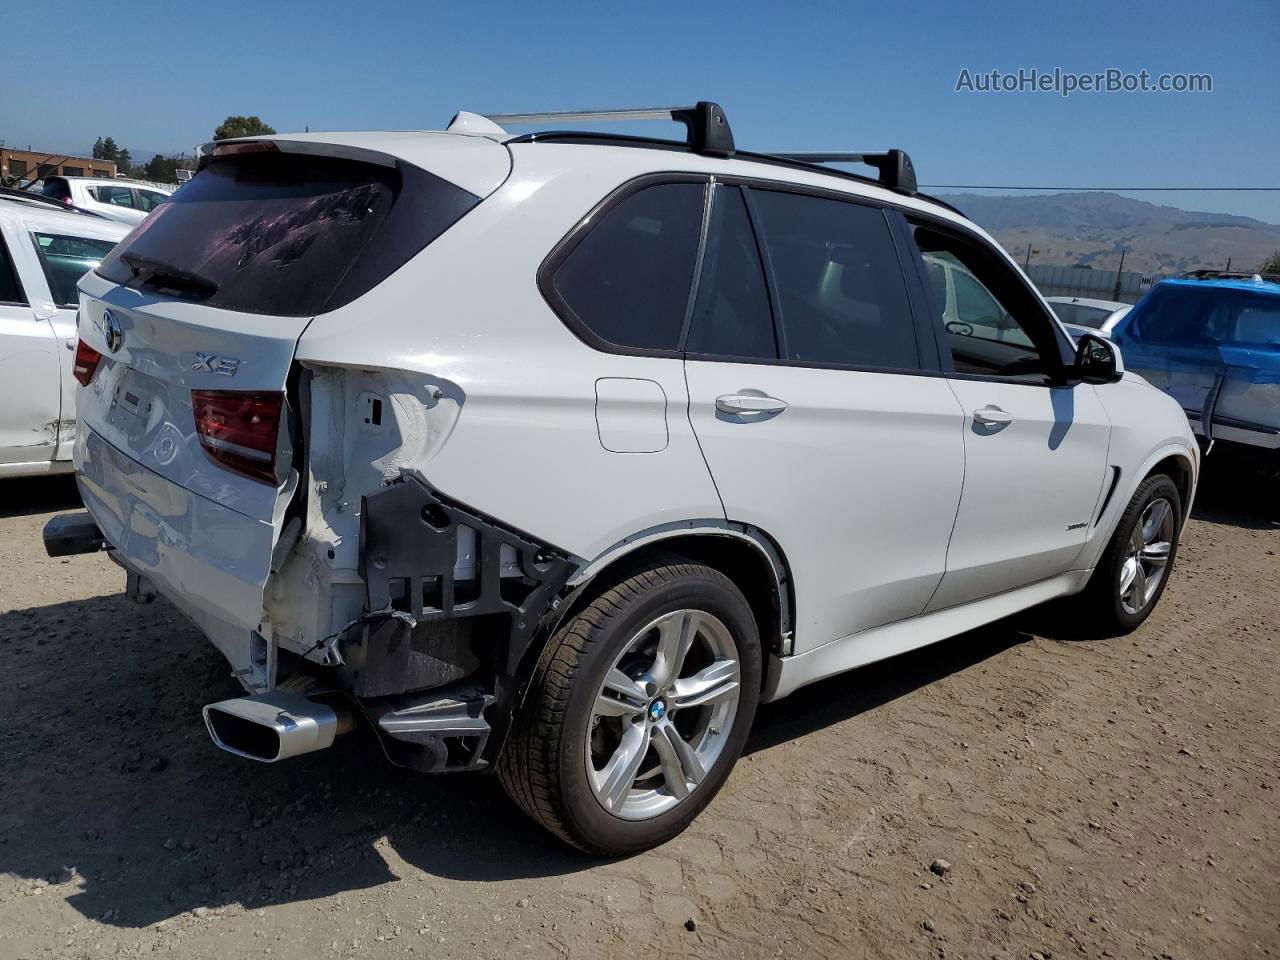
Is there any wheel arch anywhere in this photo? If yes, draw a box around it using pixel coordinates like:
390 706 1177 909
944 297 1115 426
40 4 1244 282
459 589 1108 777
567 521 793 655
1083 442 1197 573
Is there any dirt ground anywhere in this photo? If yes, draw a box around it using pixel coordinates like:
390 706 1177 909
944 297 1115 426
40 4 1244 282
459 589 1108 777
0 468 1276 960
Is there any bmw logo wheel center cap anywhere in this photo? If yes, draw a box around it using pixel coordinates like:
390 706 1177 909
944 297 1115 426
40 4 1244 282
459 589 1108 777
648 699 668 722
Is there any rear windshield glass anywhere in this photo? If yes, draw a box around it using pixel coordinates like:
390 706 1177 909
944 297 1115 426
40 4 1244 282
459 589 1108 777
96 151 480 317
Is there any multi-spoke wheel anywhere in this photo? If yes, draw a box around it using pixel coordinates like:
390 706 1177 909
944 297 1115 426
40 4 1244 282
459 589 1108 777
1118 497 1175 615
1075 473 1183 635
498 560 761 855
588 609 741 819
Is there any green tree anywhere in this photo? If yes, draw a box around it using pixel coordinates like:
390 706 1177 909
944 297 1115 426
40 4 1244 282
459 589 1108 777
1259 250 1280 275
213 115 276 141
143 154 179 182
116 149 133 177
92 136 120 162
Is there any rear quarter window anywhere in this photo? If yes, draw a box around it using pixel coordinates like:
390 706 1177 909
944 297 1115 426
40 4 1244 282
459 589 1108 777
96 152 480 317
546 181 705 352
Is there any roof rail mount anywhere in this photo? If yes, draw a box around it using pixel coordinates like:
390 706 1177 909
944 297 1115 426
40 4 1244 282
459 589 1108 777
774 150 918 195
486 102 735 157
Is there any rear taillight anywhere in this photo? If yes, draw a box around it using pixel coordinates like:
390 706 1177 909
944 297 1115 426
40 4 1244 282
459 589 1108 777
191 390 284 485
73 339 102 386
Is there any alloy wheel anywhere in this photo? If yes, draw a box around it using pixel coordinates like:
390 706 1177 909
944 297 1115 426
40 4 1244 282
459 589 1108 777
586 609 741 820
1118 497 1175 615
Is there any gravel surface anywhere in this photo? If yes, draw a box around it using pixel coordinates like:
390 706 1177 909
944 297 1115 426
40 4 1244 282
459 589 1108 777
0 470 1275 959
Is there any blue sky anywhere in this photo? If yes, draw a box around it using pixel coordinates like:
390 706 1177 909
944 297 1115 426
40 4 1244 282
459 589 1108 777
4 0 1277 220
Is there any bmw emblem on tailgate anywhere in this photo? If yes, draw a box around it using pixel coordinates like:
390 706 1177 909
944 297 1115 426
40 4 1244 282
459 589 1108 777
101 310 124 353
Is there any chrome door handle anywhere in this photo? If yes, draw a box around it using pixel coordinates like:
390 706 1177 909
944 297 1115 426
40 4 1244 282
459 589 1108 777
972 405 1013 426
716 394 789 416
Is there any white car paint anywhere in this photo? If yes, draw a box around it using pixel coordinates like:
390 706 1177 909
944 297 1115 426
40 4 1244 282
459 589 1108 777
0 197 127 475
70 127 1197 705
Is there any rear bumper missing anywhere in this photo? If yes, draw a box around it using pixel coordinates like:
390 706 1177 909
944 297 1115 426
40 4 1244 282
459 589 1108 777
344 474 575 772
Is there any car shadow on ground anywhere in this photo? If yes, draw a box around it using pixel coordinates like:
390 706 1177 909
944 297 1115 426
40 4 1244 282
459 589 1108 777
0 589 1044 928
1190 460 1277 531
0 474 79 519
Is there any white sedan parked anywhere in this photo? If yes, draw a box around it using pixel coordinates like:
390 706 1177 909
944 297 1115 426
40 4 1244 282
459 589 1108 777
0 191 128 476
40 176 174 225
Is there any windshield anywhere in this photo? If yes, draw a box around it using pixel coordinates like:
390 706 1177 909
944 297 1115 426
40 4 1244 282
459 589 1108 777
96 152 479 317
1051 302 1113 328
1131 285 1280 347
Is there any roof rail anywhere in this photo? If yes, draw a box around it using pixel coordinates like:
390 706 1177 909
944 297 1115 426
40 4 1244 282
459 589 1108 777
1182 268 1280 284
773 150 917 195
0 186 109 219
482 102 735 157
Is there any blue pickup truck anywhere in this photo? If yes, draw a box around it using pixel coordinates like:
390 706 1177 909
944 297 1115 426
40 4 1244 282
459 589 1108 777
1108 272 1279 465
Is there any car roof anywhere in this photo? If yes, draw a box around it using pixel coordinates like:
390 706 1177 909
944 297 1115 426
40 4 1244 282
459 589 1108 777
53 176 175 191
0 195 131 240
1045 297 1130 311
1154 276 1280 297
212 128 983 238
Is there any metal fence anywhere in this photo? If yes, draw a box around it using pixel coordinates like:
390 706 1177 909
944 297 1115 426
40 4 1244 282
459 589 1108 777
1025 264 1161 305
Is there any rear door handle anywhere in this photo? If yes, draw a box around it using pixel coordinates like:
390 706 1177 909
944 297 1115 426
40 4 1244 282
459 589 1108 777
972 405 1013 426
716 394 789 416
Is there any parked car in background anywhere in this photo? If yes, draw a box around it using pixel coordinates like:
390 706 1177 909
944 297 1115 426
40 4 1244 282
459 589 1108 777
0 189 128 476
40 176 174 225
1046 296 1132 340
47 105 1197 855
1110 274 1280 465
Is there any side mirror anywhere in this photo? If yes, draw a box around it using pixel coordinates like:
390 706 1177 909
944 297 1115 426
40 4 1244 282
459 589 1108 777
1073 333 1124 384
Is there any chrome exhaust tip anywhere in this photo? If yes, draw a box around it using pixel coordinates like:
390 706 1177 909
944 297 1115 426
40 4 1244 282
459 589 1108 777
202 691 352 763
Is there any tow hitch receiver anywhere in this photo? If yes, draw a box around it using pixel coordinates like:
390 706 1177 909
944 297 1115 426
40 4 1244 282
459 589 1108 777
43 512 106 557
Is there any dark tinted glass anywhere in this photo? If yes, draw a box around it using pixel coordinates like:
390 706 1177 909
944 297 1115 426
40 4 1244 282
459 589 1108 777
750 190 918 369
0 239 25 304
552 182 704 351
686 185 776 359
1051 301 1111 329
41 178 71 202
33 232 117 306
97 153 479 317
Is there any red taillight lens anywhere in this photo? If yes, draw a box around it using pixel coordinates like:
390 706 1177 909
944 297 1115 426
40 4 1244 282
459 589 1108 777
191 390 284 485
73 339 102 386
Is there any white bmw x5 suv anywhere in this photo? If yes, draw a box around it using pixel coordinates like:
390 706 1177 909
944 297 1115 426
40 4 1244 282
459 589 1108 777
46 103 1197 855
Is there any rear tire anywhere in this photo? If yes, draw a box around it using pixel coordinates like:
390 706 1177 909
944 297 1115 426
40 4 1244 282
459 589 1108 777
1072 474 1182 636
498 559 761 856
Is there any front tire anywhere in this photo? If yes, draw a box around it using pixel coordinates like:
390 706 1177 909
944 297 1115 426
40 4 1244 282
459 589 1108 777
498 559 761 856
1074 473 1183 635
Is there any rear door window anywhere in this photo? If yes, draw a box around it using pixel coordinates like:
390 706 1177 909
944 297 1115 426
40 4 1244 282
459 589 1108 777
749 189 919 369
31 232 117 306
548 181 705 352
96 152 481 317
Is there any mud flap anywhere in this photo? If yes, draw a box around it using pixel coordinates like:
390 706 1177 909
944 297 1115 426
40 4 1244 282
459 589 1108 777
349 474 574 769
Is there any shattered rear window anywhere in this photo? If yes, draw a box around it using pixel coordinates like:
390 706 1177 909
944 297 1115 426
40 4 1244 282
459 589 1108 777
96 151 479 317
